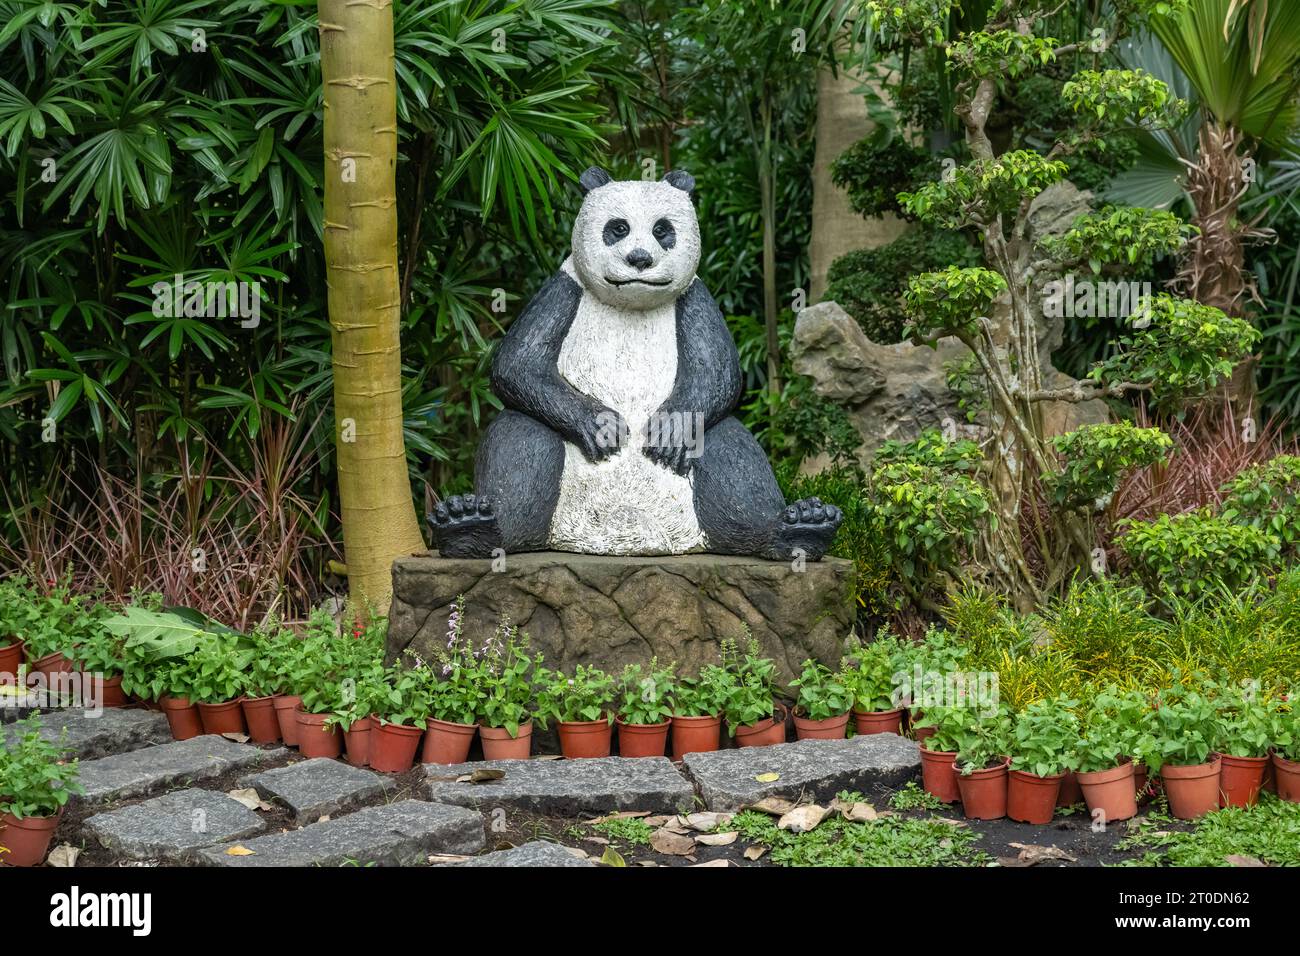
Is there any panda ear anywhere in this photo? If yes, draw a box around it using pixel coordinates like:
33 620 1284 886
663 170 695 197
578 167 613 196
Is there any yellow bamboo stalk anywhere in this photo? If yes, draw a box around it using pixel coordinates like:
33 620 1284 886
319 0 425 612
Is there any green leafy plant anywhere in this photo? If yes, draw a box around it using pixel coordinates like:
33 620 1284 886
789 659 853 721
373 664 432 729
1047 422 1173 511
474 616 539 738
534 664 617 727
1143 681 1220 771
169 638 251 704
718 632 778 734
1076 687 1154 774
846 634 907 712
952 707 1013 775
1219 455 1300 559
1009 696 1080 777
617 659 676 726
1212 682 1282 760
1118 509 1281 600
670 665 732 719
0 716 83 819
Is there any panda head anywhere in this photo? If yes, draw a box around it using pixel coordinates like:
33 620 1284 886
571 167 700 310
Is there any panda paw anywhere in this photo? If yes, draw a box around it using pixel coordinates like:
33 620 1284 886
428 494 503 558
763 497 843 562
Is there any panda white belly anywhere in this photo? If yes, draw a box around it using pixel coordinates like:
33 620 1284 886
548 282 706 555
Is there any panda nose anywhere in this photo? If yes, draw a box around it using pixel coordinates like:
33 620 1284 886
625 248 653 271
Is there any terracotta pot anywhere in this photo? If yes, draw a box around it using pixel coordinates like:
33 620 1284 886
0 639 24 684
957 758 1009 820
274 695 303 746
422 716 477 765
617 719 671 758
30 650 73 677
295 709 342 759
1272 752 1300 803
1057 769 1084 807
479 721 533 760
1077 758 1137 823
0 809 62 867
733 703 788 748
369 720 424 772
241 696 282 744
82 672 128 707
557 719 613 758
671 714 721 760
794 711 850 740
159 695 203 741
1218 753 1268 808
198 699 247 737
1007 769 1063 824
853 707 904 736
920 746 960 803
1161 757 1221 820
343 716 373 768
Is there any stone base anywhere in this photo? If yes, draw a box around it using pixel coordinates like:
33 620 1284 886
387 551 854 682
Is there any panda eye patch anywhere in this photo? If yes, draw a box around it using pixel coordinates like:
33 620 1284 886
652 218 676 250
602 218 631 245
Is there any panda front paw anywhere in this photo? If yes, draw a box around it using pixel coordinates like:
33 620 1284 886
428 494 503 558
574 408 626 463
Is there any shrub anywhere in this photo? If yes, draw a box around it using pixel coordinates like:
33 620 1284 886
1076 687 1154 774
1219 455 1300 559
0 717 83 820
845 634 908 712
830 137 941 220
1047 423 1173 511
825 229 980 344
1117 509 1281 600
1144 682 1219 771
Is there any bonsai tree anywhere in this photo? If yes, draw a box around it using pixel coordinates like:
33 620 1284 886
852 0 1258 609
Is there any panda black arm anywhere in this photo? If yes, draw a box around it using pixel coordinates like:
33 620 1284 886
491 271 624 462
643 278 742 475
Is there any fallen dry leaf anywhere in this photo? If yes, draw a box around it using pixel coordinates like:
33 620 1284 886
694 831 738 847
456 769 506 784
690 859 731 867
747 796 797 816
226 788 270 811
777 804 830 833
562 846 590 860
643 815 672 828
1003 843 1077 867
649 828 696 856
677 811 733 832
1225 854 1266 867
600 846 627 867
316 815 330 824
585 810 651 825
582 836 611 846
743 845 768 861
225 846 256 857
754 772 780 783
221 732 250 744
636 860 660 867
830 797 878 822
46 844 81 868
427 854 471 865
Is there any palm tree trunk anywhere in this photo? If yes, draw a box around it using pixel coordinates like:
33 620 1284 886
759 95 780 397
319 0 425 612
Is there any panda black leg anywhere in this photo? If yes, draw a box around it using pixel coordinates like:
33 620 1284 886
431 409 565 557
691 416 841 560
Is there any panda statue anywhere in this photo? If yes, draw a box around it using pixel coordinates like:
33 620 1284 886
428 167 843 561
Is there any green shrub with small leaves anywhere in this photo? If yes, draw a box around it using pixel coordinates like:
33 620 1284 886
898 151 1069 228
1144 681 1219 771
534 664 617 726
789 659 853 721
669 664 733 718
1047 422 1173 511
946 29 1057 78
719 633 778 733
0 717 83 820
1219 455 1300 559
831 137 941 220
903 266 1008 341
1041 205 1194 273
846 634 908 712
1061 69 1187 128
1118 509 1281 600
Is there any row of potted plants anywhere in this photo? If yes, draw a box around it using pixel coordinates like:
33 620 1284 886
916 679 1300 824
0 717 83 867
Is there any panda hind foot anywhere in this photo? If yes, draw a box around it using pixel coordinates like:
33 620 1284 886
428 494 503 558
762 497 843 562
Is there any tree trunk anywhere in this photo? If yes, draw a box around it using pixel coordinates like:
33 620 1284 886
760 96 781 397
319 0 425 613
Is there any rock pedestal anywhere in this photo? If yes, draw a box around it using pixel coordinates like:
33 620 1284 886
386 552 854 682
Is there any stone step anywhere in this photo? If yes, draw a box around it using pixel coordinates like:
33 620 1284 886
2 708 171 759
195 800 485 867
681 734 920 811
455 841 594 867
239 758 396 823
83 788 267 863
421 756 695 816
78 735 288 805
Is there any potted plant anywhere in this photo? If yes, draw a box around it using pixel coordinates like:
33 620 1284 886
1145 683 1222 820
15 583 96 678
1213 686 1280 809
0 717 83 867
1272 701 1300 803
475 618 539 760
1007 696 1079 824
327 635 388 768
720 635 785 747
1074 688 1148 824
669 666 729 759
69 625 129 708
913 706 975 804
370 665 430 772
954 708 1012 821
240 625 297 744
790 658 853 740
413 598 481 765
536 664 617 759
183 640 251 736
847 637 905 735
0 579 31 683
615 659 675 757
157 659 206 740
